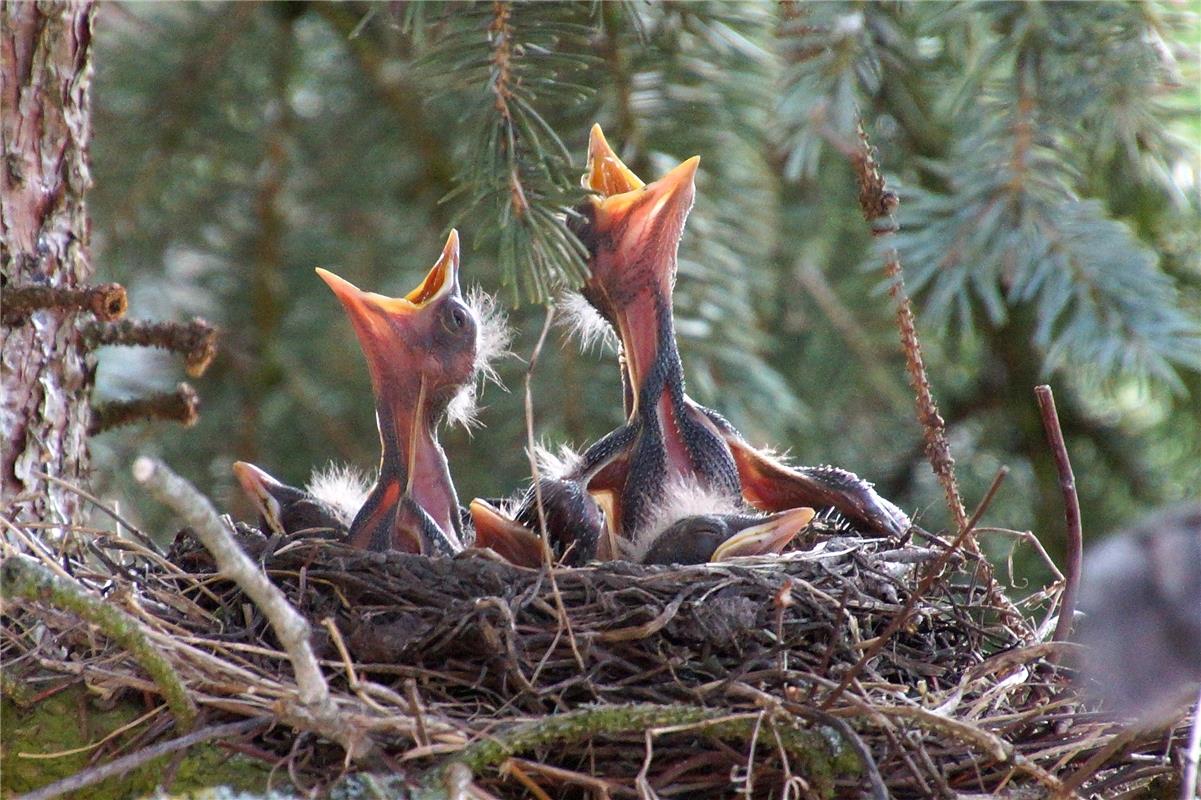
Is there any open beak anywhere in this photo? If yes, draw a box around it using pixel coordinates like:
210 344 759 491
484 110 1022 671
316 230 461 347
583 124 699 229
232 461 286 535
711 507 815 562
585 124 644 196
469 499 551 568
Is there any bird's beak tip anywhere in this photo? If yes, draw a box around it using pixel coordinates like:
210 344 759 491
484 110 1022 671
232 461 281 499
584 123 645 196
711 507 815 562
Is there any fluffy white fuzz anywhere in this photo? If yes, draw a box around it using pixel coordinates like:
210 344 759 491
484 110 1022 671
556 290 617 353
446 287 513 430
306 463 373 526
625 479 743 561
531 441 584 481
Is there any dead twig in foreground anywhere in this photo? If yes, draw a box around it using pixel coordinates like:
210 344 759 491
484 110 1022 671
132 457 371 759
1035 385 1082 645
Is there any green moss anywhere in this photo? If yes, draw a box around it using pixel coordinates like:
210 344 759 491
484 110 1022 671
1 687 279 799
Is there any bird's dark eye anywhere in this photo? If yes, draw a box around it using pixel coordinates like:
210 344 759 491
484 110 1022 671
442 302 471 335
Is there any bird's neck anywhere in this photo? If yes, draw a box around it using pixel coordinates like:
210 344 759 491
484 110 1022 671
375 378 461 545
613 288 698 478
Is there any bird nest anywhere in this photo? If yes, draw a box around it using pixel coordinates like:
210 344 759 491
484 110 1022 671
0 514 1190 799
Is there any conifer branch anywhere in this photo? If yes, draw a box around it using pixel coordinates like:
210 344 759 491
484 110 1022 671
2 282 127 324
82 317 218 377
419 1 593 300
90 383 200 435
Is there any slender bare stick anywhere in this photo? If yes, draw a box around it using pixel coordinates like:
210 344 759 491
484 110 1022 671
519 304 585 672
12 718 266 800
132 457 371 758
524 303 557 542
1035 385 1082 644
32 471 160 554
0 553 197 731
83 317 219 377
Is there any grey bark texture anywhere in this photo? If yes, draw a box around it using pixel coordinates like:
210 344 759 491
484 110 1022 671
1 1 96 526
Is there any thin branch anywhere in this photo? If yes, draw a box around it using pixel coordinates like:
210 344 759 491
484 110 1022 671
1035 385 1082 645
425 703 833 790
0 553 197 730
82 317 218 377
131 457 371 759
522 303 585 673
89 382 199 435
2 282 127 324
32 470 161 555
847 119 1030 638
524 303 556 542
12 718 267 800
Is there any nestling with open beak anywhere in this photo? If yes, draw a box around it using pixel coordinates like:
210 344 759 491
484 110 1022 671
317 230 493 555
575 125 908 542
475 125 906 567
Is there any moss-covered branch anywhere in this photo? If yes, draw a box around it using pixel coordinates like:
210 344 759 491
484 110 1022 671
417 702 847 797
0 554 197 731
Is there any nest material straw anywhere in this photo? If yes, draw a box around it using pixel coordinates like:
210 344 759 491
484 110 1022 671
1 517 1190 799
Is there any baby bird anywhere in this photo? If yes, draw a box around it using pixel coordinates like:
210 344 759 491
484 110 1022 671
318 230 493 555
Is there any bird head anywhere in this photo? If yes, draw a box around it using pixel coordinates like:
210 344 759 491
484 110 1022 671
571 124 699 320
316 230 477 414
640 507 816 566
233 461 344 537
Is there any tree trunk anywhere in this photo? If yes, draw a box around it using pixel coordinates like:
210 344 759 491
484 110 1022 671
1 1 96 527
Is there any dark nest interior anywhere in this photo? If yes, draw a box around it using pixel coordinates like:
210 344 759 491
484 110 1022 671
2 506 1192 800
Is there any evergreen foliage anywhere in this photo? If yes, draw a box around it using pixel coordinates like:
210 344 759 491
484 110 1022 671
88 1 1199 585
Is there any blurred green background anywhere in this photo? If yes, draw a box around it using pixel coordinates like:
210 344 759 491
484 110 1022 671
88 1 1200 589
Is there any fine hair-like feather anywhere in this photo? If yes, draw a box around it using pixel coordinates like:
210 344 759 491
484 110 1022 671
305 463 374 526
446 287 513 429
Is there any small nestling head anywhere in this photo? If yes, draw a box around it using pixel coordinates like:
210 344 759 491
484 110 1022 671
641 507 816 566
569 124 700 313
316 230 478 410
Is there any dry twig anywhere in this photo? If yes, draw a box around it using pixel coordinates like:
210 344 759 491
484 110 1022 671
131 456 370 759
83 316 218 377
847 120 1031 639
1035 385 1082 644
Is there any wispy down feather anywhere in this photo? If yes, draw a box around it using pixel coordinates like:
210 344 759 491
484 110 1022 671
306 463 374 526
531 441 584 481
446 287 514 430
626 478 743 561
556 290 617 354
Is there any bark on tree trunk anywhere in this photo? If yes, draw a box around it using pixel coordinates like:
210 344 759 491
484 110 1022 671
1 1 97 526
